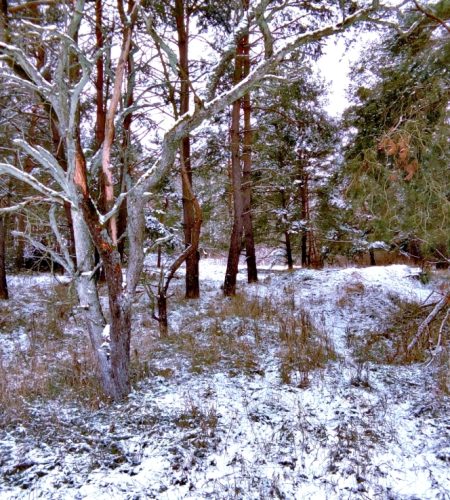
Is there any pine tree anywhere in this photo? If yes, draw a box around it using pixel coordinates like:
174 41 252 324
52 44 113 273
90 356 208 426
336 1 450 263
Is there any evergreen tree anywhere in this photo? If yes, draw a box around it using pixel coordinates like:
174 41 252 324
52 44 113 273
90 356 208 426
337 1 450 263
253 64 338 268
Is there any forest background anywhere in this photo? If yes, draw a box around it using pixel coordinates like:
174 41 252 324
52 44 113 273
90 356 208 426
0 0 448 401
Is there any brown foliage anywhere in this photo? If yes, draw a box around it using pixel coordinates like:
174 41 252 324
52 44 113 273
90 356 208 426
377 132 419 181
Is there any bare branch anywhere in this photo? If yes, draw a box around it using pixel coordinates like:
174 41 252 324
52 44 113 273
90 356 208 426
0 42 52 94
145 13 179 76
255 0 274 58
0 197 50 214
8 1 57 13
11 230 72 274
14 139 68 192
0 163 71 205
407 290 450 352
49 205 75 273
413 0 450 34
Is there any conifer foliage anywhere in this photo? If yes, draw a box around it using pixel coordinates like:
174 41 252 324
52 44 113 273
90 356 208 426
338 0 450 261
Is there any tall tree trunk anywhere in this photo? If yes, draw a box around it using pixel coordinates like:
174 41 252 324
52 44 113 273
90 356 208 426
101 0 137 245
224 42 245 296
95 0 106 152
175 0 200 299
155 179 202 336
0 211 8 300
241 26 258 283
117 46 135 260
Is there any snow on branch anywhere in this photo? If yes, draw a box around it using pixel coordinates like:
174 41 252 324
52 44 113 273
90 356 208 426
0 162 71 205
255 0 274 58
129 2 386 200
49 205 75 274
11 230 72 274
407 290 450 353
14 140 68 192
0 197 51 214
0 42 52 95
145 14 179 76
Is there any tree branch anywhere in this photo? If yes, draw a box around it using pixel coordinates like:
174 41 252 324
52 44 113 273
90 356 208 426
407 290 450 352
413 0 450 34
0 163 71 204
11 230 72 274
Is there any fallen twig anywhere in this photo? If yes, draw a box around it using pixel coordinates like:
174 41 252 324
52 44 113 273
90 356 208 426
407 290 450 352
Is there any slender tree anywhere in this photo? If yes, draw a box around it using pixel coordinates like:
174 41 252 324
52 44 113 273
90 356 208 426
0 193 8 300
175 0 200 298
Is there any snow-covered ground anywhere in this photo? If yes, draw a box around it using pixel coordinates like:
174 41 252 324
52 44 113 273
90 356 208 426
0 259 449 499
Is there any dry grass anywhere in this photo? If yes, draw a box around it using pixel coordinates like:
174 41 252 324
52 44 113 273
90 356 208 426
0 283 107 426
278 309 337 387
336 279 365 308
351 296 449 393
147 289 337 385
0 274 342 424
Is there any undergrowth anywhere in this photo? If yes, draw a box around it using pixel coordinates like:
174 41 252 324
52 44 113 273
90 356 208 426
1 274 342 425
350 295 449 393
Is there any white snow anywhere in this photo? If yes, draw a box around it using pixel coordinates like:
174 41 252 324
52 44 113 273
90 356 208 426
0 261 448 499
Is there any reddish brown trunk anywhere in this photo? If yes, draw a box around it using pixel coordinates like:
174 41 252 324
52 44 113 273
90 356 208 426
241 29 258 283
95 0 106 150
298 154 310 268
95 0 107 222
175 0 200 299
157 293 168 337
74 139 131 400
156 179 202 335
224 40 245 296
101 0 137 245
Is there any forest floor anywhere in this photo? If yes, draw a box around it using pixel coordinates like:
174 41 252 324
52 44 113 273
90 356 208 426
0 256 449 499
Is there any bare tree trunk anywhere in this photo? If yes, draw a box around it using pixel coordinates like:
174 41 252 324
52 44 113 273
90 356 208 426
241 26 258 284
175 0 200 299
95 0 106 151
74 143 131 400
154 177 202 336
224 16 248 297
101 0 137 245
157 293 168 337
224 96 244 296
369 248 376 266
298 157 310 268
280 189 293 270
117 48 135 260
14 212 25 270
0 212 8 300
285 230 294 270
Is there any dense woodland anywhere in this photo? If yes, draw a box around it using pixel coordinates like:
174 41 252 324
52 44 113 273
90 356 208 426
0 0 448 403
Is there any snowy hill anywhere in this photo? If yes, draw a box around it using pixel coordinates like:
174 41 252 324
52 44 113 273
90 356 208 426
0 261 449 499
